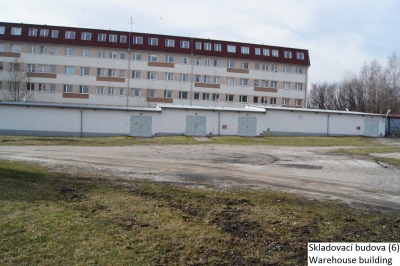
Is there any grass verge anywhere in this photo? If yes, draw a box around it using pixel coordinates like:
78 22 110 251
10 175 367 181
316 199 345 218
1 160 399 265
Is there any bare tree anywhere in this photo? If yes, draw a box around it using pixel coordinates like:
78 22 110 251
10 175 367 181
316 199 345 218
384 51 400 113
0 58 32 102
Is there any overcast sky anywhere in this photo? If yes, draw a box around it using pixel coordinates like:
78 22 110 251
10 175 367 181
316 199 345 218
1 0 399 87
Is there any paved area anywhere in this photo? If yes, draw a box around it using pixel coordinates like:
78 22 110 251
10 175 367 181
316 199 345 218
1 145 399 210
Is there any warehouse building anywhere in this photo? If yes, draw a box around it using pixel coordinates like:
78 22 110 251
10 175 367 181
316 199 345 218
0 22 310 108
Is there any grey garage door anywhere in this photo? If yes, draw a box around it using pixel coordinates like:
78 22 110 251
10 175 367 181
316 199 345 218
238 117 257 136
364 119 379 137
186 116 206 136
130 116 152 137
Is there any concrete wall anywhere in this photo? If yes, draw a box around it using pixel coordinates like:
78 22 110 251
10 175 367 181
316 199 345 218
0 104 386 137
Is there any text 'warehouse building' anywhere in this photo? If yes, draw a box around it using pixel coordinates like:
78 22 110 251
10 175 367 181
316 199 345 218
0 22 310 108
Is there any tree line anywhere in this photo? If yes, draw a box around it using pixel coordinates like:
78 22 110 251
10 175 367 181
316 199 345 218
308 51 400 114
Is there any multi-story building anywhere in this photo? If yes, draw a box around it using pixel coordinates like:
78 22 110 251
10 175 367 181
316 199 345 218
0 22 310 108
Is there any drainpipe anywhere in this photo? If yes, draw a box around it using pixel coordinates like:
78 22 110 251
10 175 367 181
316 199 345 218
326 113 330 136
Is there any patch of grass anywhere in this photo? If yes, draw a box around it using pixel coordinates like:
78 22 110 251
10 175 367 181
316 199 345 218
1 160 399 265
334 146 400 156
0 135 383 147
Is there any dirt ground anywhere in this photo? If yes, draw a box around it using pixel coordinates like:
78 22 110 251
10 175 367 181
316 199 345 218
1 144 399 211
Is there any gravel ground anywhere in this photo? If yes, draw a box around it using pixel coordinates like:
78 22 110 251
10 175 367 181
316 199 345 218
1 145 399 210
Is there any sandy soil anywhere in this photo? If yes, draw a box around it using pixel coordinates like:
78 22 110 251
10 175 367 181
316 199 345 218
1 145 399 210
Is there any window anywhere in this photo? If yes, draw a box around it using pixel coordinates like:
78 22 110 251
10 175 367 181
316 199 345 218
239 95 248 103
181 57 189 64
165 39 175 47
147 89 156 98
204 59 211 66
27 64 36 73
241 46 249 54
80 85 89 94
195 42 201 50
212 93 220 101
39 65 47 73
148 54 158 62
119 70 126 78
121 52 127 59
27 83 35 91
0 62 3 71
51 30 59 38
118 88 125 96
109 51 117 59
107 87 115 95
65 31 76 39
254 80 260 87
296 83 303 91
28 46 36 54
262 80 268 88
284 66 291 73
263 48 270 56
165 55 174 63
254 64 260 70
109 34 117 42
295 99 302 106
0 26 5 34
227 45 236 53
40 29 49 37
11 27 22 35
241 62 249 69
29 28 38 37
165 72 174 81
9 63 20 71
180 74 189 82
203 75 211 83
260 96 268 104
164 90 173 98
133 36 143 44
283 98 290 106
132 70 142 79
240 78 249 86
271 81 278 88
0 44 3 52
283 82 291 89
64 66 74 75
296 52 304 60
50 47 58 55
147 71 157 80
39 46 48 55
213 76 221 84
270 97 277 105
296 67 304 74
133 53 142 61
214 59 221 67
255 48 261 55
227 60 236 68
195 75 201 83
284 51 292 58
202 93 210 101
98 33 107 42
50 65 57 74
97 68 105 77
227 77 235 86
148 38 158 46
214 43 222 52
262 63 269 71
204 43 211 50
120 35 127 43
253 96 259 104
271 64 277 72
108 69 116 77
272 50 279 57
81 32 92 41
98 50 106 58
81 48 91 57
179 91 188 99
226 94 234 102
65 47 75 56
195 58 201 65
194 92 200 100
132 88 141 97
63 84 73 93
80 67 90 76
181 40 189 49
11 44 21 53
96 87 105 95
49 84 56 92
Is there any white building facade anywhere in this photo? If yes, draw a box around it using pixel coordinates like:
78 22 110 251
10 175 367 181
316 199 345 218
0 22 310 108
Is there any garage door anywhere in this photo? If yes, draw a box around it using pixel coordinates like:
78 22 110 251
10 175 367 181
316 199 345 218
130 116 152 137
238 117 257 136
186 116 206 136
364 119 379 137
